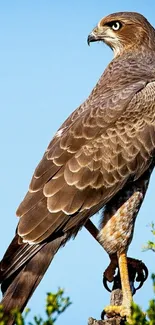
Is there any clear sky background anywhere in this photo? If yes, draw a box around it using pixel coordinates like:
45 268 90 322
0 1 155 324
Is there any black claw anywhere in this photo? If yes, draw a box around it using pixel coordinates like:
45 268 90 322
103 276 112 292
130 281 136 295
135 282 144 291
101 309 106 320
134 262 148 291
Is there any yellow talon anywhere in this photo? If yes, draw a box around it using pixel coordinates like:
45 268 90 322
104 304 131 319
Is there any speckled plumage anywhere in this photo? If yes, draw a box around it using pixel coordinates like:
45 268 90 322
1 11 155 323
99 165 153 256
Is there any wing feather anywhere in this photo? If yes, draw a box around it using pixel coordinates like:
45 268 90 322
16 80 155 244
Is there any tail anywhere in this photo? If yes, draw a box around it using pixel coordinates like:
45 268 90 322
0 235 65 325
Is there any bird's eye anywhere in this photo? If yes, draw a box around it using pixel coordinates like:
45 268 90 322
105 21 122 31
111 21 122 31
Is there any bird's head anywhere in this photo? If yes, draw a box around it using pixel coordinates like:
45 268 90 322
87 12 155 57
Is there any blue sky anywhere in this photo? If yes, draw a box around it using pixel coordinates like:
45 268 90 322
1 1 155 324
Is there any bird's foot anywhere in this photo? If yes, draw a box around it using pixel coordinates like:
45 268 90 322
103 304 131 320
103 257 148 294
127 257 148 291
103 258 117 285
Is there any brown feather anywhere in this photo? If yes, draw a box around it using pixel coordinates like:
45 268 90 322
0 237 65 325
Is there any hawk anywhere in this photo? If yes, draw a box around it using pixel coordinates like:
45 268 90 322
1 11 155 323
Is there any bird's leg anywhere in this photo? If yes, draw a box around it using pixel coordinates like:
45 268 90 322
85 220 148 294
101 189 142 320
100 166 154 319
118 251 132 315
85 219 101 245
104 251 132 319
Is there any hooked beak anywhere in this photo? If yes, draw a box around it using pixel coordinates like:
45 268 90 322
87 32 98 45
87 27 103 45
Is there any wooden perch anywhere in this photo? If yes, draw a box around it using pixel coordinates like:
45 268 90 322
88 288 124 325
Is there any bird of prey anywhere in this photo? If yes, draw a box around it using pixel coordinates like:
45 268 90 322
1 11 155 324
